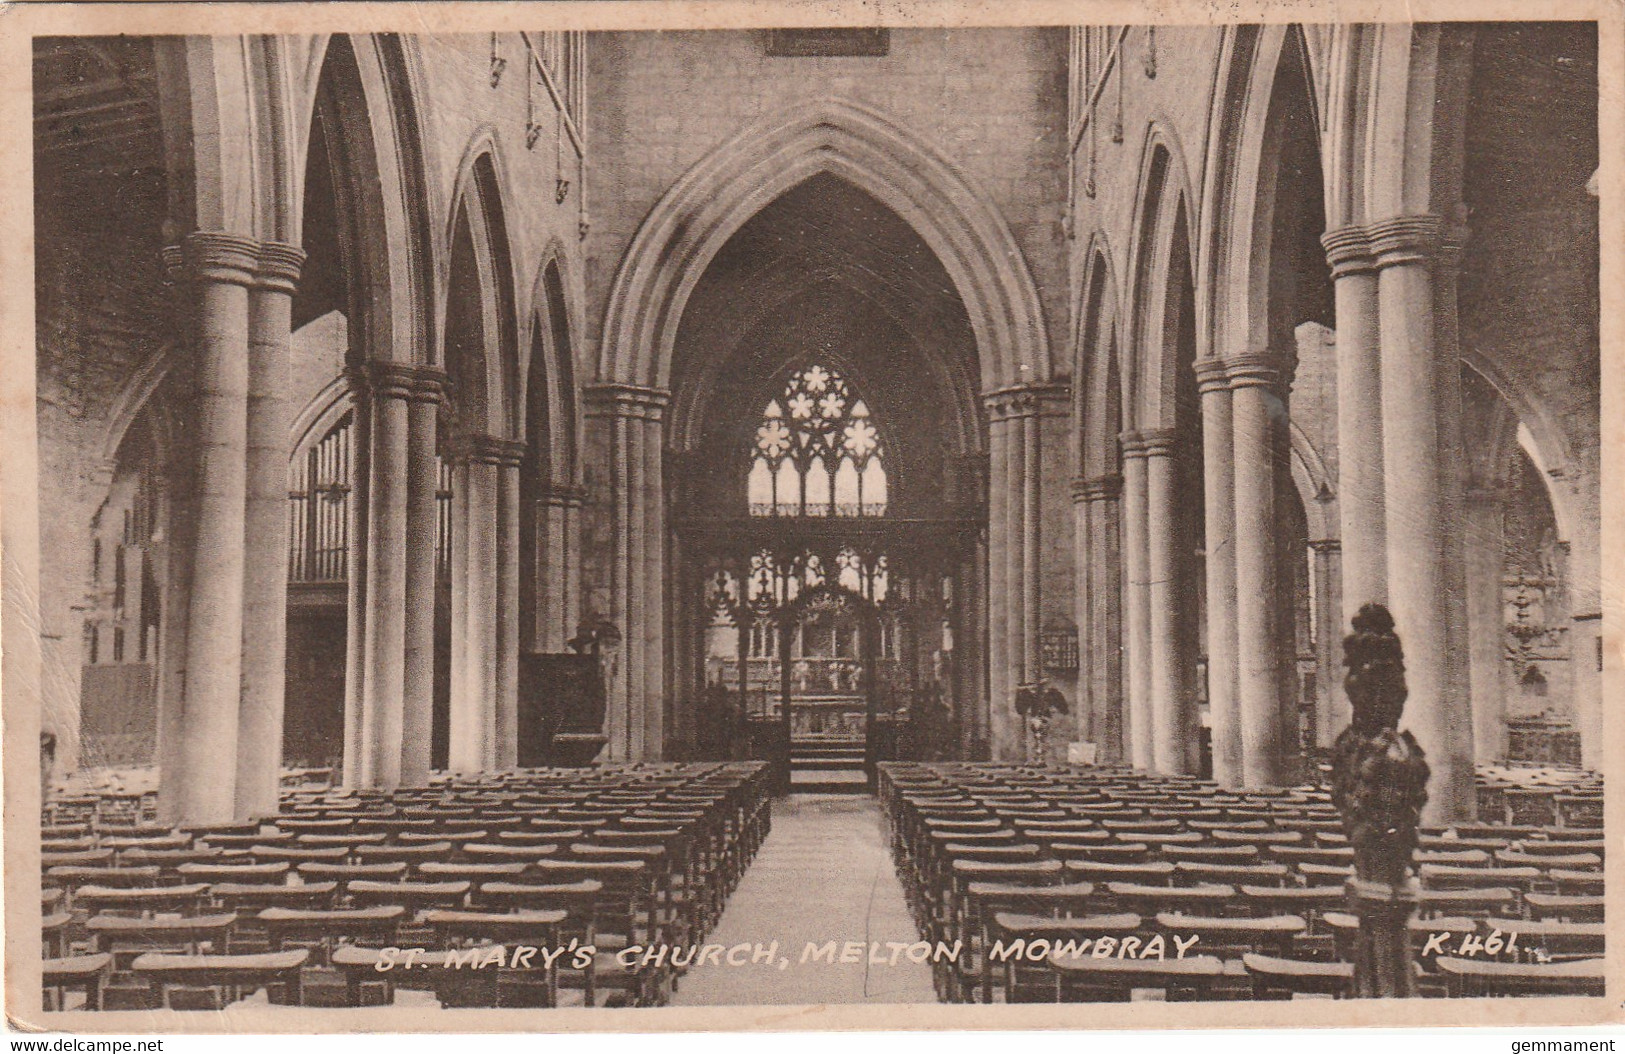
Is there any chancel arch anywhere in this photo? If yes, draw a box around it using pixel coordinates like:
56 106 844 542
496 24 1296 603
667 172 988 785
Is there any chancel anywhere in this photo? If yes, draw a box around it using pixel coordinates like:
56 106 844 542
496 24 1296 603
25 20 1602 1014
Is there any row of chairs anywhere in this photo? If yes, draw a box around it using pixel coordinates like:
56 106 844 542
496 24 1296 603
42 762 773 1011
878 762 1603 1003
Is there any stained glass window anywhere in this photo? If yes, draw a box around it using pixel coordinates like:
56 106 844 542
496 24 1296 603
748 363 888 517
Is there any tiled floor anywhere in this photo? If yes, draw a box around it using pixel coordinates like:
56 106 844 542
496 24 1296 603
670 794 937 1005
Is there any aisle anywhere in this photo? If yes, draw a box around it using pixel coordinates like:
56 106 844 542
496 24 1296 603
671 793 938 1005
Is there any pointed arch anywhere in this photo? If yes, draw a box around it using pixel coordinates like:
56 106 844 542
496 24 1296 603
525 245 582 487
443 133 521 440
297 33 438 369
598 98 1050 393
1201 24 1332 366
1124 122 1199 431
1074 237 1124 480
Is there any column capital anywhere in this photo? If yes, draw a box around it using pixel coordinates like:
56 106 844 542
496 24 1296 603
162 231 261 286
453 434 527 467
1074 473 1124 503
536 481 589 507
1137 427 1180 458
162 232 308 291
1121 427 1179 459
585 383 671 420
1226 351 1294 392
982 382 1070 420
364 361 447 403
254 241 307 293
1320 224 1376 277
1366 214 1444 268
1194 357 1232 394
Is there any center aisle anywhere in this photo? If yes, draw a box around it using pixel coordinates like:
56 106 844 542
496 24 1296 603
671 793 938 1005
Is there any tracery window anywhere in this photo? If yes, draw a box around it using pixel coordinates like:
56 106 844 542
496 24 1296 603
748 363 888 517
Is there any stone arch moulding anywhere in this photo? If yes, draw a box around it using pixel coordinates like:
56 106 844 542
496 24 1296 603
100 345 182 467
597 97 1051 394
665 267 983 458
526 242 584 485
1461 351 1576 545
1199 24 1325 365
1123 121 1199 431
297 33 440 370
290 375 358 462
1287 422 1337 542
1072 237 1124 480
444 130 523 442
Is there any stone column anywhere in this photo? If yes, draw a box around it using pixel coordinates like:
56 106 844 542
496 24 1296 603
448 438 502 772
493 440 526 770
1230 354 1293 787
531 483 585 653
1464 485 1506 764
1196 358 1241 787
1141 428 1190 775
985 404 1012 760
161 233 256 824
1119 433 1152 770
1310 539 1345 744
585 385 670 761
1071 479 1092 746
1372 214 1475 822
340 369 370 788
235 242 306 820
1322 226 1387 619
400 368 446 787
980 385 1063 760
983 389 1028 760
359 362 413 789
1078 473 1124 763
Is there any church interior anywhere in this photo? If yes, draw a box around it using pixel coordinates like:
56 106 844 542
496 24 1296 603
24 23 1603 1011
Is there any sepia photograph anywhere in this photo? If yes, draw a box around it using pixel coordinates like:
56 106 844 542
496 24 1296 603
1 0 1617 1034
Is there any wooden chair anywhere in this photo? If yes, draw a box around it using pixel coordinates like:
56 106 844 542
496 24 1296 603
1051 952 1228 1002
1237 884 1344 917
326 944 501 1007
1173 861 1289 887
420 910 569 1007
131 949 309 1008
177 861 291 886
1165 844 1261 864
354 842 453 866
1105 882 1235 917
1241 953 1354 999
1154 912 1305 959
47 865 159 890
210 880 338 914
988 911 1141 1002
74 883 210 917
1549 868 1604 896
1434 955 1604 997
1415 886 1519 919
1482 917 1604 961
294 861 410 887
43 952 114 1011
42 912 73 958
416 861 530 882
1420 864 1540 892
1524 892 1603 922
85 913 237 968
1063 861 1175 889
259 905 406 960
1495 848 1601 870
